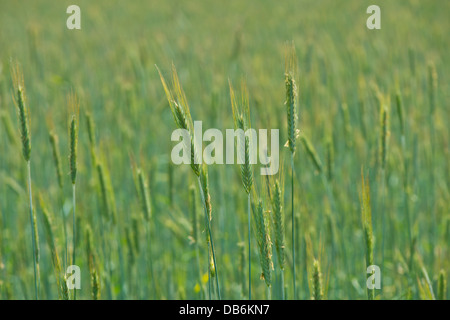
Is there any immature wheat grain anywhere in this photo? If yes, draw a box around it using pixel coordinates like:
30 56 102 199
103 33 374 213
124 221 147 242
285 43 298 298
437 269 446 300
312 259 323 300
229 80 253 300
137 169 151 221
49 132 63 189
300 133 323 174
68 92 79 300
360 170 374 300
325 136 334 181
97 162 110 219
0 110 18 145
11 62 40 300
252 199 272 299
157 64 221 299
136 167 157 296
270 179 285 299
379 98 389 171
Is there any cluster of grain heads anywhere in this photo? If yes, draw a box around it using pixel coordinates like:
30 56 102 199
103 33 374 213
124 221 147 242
10 61 40 299
157 64 220 299
311 259 323 300
229 80 254 299
270 179 285 299
360 170 374 300
67 92 79 300
157 64 200 176
252 199 273 299
86 226 101 300
285 42 299 298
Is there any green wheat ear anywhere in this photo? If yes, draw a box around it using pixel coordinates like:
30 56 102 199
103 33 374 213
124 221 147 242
157 64 200 176
229 80 253 194
300 133 323 174
360 169 374 300
200 165 212 223
11 61 40 299
11 62 31 161
437 269 447 300
49 131 63 189
97 161 110 219
69 115 77 184
0 110 18 145
285 43 299 155
271 180 285 270
252 199 273 289
85 226 100 300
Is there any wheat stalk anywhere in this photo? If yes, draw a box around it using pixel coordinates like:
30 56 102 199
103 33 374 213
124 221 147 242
252 199 273 299
229 79 254 299
11 61 40 300
285 42 299 298
157 64 221 299
68 91 79 300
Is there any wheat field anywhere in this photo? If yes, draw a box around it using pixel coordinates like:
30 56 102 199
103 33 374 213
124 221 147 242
0 0 448 300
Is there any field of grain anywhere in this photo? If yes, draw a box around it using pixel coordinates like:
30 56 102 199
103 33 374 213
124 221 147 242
0 0 448 300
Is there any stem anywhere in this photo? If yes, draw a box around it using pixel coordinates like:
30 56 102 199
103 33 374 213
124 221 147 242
281 268 285 300
291 153 296 299
27 161 39 300
267 285 272 300
72 183 76 300
197 177 221 300
248 193 251 300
